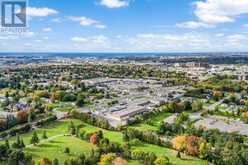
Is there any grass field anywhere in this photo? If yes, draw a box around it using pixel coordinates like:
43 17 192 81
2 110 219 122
80 123 124 144
48 102 76 112
132 143 208 165
129 112 171 131
128 160 142 165
25 136 95 163
79 120 207 165
0 119 82 145
0 118 208 165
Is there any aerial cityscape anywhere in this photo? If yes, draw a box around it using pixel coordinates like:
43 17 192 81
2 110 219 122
1 0 248 165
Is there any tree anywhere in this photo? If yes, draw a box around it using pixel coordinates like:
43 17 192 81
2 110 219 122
171 135 186 152
28 112 32 123
52 158 59 165
68 121 76 135
5 139 9 149
199 141 209 159
30 131 39 145
154 156 170 165
99 153 116 165
0 144 8 159
174 112 189 125
28 109 35 123
112 157 127 165
185 136 200 156
8 150 27 165
244 100 248 109
50 92 60 103
5 91 9 98
64 147 70 154
12 135 25 149
143 152 157 165
76 94 85 107
192 100 203 112
90 133 97 145
39 158 52 165
42 131 48 139
213 90 222 101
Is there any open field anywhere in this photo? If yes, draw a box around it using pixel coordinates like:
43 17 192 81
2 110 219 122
0 119 82 145
48 102 76 112
129 112 172 131
80 124 124 144
128 160 143 165
25 136 95 163
132 143 208 165
0 118 207 165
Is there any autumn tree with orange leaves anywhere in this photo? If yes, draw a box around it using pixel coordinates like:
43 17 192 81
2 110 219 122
90 133 97 145
171 135 206 156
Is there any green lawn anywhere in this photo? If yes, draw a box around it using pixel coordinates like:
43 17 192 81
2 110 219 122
128 160 143 165
80 121 207 165
1 118 208 165
25 136 95 163
132 143 208 165
48 102 76 112
0 119 82 145
129 112 171 131
80 124 124 144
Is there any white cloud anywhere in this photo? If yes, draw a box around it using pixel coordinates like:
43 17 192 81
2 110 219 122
95 24 107 29
20 31 35 37
227 34 246 42
71 35 109 45
128 33 212 51
0 36 18 40
177 0 248 29
68 16 106 28
225 34 247 47
71 37 88 42
27 7 58 17
194 0 248 25
129 32 248 51
215 33 224 37
176 21 212 29
99 0 129 8
51 18 63 23
92 35 109 44
43 27 52 32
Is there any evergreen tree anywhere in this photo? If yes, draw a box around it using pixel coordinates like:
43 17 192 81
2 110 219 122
12 135 24 149
42 131 48 139
64 147 70 154
20 139 25 148
5 139 9 149
28 113 32 123
53 158 59 165
30 132 39 145
68 121 76 135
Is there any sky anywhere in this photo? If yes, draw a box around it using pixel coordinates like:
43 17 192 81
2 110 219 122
1 0 248 52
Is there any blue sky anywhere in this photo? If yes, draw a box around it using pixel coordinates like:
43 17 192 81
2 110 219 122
1 0 248 52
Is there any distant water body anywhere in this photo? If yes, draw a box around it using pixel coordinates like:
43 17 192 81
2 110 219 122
0 52 185 58
0 52 246 59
